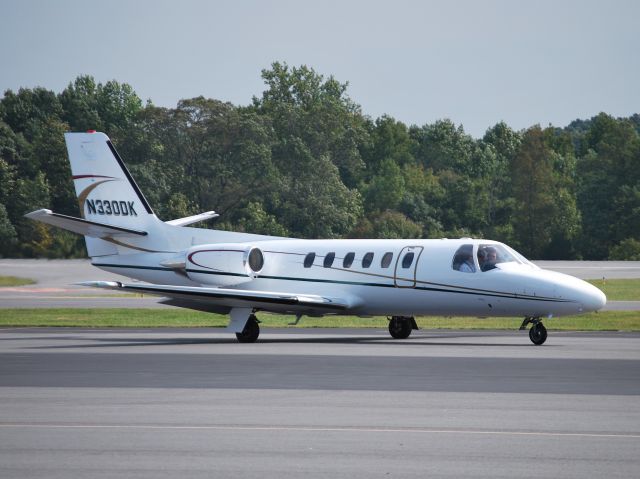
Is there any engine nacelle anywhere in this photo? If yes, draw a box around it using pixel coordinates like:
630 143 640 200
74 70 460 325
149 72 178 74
186 243 265 286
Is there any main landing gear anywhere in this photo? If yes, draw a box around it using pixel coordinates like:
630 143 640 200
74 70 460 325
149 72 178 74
520 317 548 345
388 316 418 339
236 314 260 343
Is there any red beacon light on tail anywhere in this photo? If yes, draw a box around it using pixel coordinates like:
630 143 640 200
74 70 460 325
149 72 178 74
87 130 96 133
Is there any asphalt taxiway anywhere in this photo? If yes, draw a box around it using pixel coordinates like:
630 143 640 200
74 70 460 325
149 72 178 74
1 328 639 478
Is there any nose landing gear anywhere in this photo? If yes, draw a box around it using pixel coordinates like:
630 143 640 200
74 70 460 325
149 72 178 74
520 317 548 345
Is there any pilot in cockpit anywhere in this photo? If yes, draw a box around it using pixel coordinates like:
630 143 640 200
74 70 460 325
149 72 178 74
479 247 498 272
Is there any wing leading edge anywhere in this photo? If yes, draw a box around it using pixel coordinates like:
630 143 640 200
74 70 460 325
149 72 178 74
78 281 354 314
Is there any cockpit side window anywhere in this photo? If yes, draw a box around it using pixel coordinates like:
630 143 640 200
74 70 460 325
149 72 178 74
452 244 476 273
477 244 520 272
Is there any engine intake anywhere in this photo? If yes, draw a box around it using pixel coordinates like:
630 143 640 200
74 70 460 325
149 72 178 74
186 243 265 286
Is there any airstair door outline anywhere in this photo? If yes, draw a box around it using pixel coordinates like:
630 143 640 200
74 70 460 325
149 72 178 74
394 246 423 288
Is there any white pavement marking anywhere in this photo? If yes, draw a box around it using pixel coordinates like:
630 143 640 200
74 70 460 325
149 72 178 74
557 266 640 269
1 423 639 439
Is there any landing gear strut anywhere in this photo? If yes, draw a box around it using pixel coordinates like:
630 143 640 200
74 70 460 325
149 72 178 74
520 317 548 345
388 316 417 339
236 314 260 343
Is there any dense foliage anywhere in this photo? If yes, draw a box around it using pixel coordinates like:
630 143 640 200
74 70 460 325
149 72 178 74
1 64 639 259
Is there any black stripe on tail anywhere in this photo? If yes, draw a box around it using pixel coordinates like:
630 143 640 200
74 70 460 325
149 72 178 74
106 140 154 214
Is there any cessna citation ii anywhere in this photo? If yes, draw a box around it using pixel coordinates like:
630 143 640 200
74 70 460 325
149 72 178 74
26 131 606 345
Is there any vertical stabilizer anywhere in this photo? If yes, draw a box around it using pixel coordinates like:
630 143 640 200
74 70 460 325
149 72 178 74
65 131 165 256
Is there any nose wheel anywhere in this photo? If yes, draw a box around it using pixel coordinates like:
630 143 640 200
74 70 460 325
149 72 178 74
529 323 547 345
520 317 548 345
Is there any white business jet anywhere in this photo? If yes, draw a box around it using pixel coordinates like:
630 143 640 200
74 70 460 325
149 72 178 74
26 132 606 344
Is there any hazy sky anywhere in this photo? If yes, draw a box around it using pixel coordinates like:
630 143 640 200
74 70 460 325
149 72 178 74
1 0 638 137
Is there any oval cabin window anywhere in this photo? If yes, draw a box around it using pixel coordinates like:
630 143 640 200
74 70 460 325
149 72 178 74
343 252 355 268
324 252 335 268
381 252 393 268
304 252 316 268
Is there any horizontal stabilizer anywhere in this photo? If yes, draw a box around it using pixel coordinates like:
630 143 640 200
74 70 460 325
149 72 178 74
25 209 147 238
77 281 352 312
166 211 219 227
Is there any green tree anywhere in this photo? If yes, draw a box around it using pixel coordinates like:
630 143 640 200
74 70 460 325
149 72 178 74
411 119 476 174
273 139 363 238
364 158 405 213
95 80 143 135
251 63 366 237
9 172 52 257
59 76 142 135
59 76 102 131
482 122 522 242
510 126 580 258
31 118 76 216
361 116 416 176
0 87 62 140
609 238 640 260
121 98 277 225
236 201 288 237
349 210 422 239
253 62 367 186
410 120 505 239
165 192 195 220
0 119 34 177
577 113 640 258
398 164 445 238
0 157 16 207
0 203 17 255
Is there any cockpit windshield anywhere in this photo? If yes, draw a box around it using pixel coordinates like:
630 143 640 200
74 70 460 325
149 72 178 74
477 243 521 272
452 243 535 273
504 244 537 268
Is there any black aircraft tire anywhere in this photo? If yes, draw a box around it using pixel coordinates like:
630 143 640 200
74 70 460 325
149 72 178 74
236 316 260 343
389 317 413 339
529 323 548 345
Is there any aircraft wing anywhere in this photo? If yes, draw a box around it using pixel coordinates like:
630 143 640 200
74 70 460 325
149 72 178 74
25 209 147 237
77 281 353 313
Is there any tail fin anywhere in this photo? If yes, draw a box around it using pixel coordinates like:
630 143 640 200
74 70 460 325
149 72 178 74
28 131 236 258
67 132 154 224
64 131 166 257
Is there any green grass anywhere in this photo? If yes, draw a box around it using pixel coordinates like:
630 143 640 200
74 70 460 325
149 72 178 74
0 276 36 287
587 278 640 301
0 309 639 331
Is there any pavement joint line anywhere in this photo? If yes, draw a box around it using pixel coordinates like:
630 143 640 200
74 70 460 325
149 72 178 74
0 423 639 439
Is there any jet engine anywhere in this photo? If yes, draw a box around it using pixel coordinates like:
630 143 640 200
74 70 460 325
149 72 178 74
185 243 265 286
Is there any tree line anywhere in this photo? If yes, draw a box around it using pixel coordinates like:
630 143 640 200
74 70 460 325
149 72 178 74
1 63 639 260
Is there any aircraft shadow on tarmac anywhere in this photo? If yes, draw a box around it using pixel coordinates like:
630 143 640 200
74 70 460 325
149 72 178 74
26 333 536 349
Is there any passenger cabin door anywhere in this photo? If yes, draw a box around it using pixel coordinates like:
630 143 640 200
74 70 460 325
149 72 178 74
394 246 423 288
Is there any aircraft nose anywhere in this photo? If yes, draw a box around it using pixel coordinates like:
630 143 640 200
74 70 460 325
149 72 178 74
581 282 607 312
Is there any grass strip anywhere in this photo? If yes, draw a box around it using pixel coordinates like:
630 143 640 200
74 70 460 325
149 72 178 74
0 309 638 331
0 276 36 287
587 278 640 301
